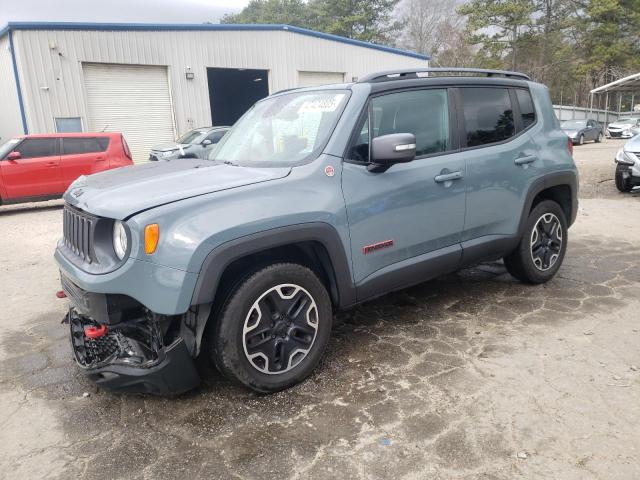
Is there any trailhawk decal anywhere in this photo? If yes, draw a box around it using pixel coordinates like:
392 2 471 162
362 240 394 255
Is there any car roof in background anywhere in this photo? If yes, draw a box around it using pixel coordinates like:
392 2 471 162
17 132 121 138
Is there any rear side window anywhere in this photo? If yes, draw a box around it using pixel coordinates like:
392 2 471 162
461 88 515 147
62 137 109 155
14 138 57 159
349 88 450 161
515 89 536 129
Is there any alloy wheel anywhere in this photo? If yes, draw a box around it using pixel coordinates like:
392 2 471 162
530 213 563 271
242 284 318 374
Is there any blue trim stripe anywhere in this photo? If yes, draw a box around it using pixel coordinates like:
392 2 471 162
7 30 28 134
0 22 430 60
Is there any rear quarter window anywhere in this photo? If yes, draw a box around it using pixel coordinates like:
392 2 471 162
515 89 536 130
62 137 109 155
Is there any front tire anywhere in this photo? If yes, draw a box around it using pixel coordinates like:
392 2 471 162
504 200 568 284
578 134 584 145
210 263 332 393
615 164 633 192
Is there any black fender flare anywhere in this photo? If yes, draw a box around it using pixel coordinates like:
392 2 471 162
190 222 357 308
517 170 579 237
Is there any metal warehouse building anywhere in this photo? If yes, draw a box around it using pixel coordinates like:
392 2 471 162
0 22 428 161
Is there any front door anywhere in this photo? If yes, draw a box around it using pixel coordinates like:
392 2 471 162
0 137 62 199
341 88 466 289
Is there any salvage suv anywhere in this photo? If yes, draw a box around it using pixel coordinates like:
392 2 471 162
56 68 578 395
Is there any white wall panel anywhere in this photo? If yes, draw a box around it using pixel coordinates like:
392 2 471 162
0 35 24 142
12 28 427 139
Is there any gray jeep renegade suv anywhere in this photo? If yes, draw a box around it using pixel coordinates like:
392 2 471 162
56 68 578 395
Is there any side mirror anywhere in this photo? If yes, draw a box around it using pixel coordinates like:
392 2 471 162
368 133 416 172
7 151 21 161
202 139 212 146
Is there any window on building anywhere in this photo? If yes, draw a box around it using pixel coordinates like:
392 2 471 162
62 137 109 155
515 89 536 130
461 88 515 147
55 117 83 133
349 89 450 162
15 138 57 159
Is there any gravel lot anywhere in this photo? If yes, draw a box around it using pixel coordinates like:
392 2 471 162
1 138 639 480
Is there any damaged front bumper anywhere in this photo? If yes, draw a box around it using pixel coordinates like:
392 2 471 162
62 275 201 395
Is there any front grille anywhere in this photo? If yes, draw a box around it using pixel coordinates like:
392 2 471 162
63 206 95 263
610 131 622 137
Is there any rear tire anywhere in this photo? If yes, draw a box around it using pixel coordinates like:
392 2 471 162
615 164 633 192
504 200 568 284
209 263 332 393
595 132 602 143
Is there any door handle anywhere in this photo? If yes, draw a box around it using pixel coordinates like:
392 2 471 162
434 171 463 183
96 156 106 161
514 155 537 165
46 162 58 167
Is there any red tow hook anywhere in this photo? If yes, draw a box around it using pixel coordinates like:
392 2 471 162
56 290 67 298
84 325 108 339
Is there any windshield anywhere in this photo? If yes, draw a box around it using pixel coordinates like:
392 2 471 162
211 90 350 166
177 129 207 144
615 118 638 125
561 120 586 128
0 138 21 159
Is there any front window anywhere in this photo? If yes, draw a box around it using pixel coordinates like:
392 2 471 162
177 129 208 144
211 90 350 167
0 138 21 159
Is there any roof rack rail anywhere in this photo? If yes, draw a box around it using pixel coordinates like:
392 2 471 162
358 68 530 83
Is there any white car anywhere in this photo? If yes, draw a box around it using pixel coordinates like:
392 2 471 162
614 134 640 192
606 117 640 139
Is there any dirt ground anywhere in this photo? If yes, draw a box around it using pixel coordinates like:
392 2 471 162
1 138 639 480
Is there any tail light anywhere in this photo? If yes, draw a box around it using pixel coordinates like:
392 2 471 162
567 137 573 156
122 135 132 161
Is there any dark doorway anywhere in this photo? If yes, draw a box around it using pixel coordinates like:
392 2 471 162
207 68 269 126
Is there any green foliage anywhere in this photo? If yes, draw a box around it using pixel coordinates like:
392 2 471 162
222 0 401 44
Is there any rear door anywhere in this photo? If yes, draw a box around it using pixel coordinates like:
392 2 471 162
60 137 110 188
459 86 541 242
0 138 62 199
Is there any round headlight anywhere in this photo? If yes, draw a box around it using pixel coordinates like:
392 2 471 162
113 221 128 260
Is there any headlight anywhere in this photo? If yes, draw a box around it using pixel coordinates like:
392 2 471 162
160 150 176 157
113 221 128 260
615 149 636 165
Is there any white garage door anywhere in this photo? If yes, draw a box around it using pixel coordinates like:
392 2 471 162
83 63 175 163
298 71 345 87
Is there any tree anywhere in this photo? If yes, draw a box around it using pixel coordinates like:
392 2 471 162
458 0 535 70
397 0 476 66
222 0 401 44
221 0 313 27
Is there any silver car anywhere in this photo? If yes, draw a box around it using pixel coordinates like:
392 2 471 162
606 117 640 139
149 126 230 161
614 134 640 192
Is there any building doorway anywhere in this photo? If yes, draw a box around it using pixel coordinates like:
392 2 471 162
207 68 269 126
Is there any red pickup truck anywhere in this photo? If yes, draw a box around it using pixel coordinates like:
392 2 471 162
0 132 133 205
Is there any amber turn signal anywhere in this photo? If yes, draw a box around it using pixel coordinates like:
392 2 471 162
144 224 159 254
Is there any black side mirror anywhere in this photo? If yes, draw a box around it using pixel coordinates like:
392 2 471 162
368 133 416 172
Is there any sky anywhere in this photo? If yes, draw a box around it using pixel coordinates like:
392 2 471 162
0 0 250 28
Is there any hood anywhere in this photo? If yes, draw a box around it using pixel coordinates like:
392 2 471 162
151 142 189 152
624 135 640 152
608 121 636 129
64 159 291 219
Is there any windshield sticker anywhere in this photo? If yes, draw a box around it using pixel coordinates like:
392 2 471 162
298 94 345 114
